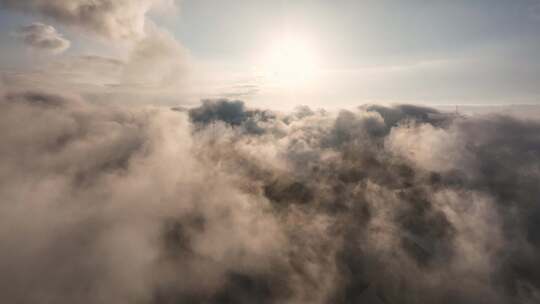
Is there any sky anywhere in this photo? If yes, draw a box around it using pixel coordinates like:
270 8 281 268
1 0 540 109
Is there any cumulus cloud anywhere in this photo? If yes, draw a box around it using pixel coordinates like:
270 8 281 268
14 22 70 53
121 25 190 87
2 25 192 104
0 89 284 303
1 0 175 40
1 88 540 303
1 1 192 104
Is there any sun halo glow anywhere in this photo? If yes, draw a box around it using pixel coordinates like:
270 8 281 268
258 34 321 87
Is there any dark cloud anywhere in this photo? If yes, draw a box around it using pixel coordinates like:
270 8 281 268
1 92 540 304
189 99 248 126
363 104 452 129
15 22 70 53
189 99 277 135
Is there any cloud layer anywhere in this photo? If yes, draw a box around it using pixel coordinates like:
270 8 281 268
2 23 192 105
1 89 540 303
1 0 173 40
15 22 70 53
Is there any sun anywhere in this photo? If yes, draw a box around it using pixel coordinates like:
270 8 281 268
258 33 320 87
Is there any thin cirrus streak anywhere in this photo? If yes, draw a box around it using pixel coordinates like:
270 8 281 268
1 88 540 303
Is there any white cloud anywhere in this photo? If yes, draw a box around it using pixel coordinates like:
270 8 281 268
15 22 70 54
1 0 176 40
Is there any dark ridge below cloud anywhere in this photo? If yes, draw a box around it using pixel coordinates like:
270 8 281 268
1 92 540 304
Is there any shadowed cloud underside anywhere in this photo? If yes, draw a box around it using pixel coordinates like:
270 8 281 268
1 90 540 303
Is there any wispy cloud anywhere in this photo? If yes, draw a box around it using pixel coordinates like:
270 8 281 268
14 22 70 54
1 0 175 40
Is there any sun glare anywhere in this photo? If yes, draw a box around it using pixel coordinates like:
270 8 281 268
258 34 320 87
